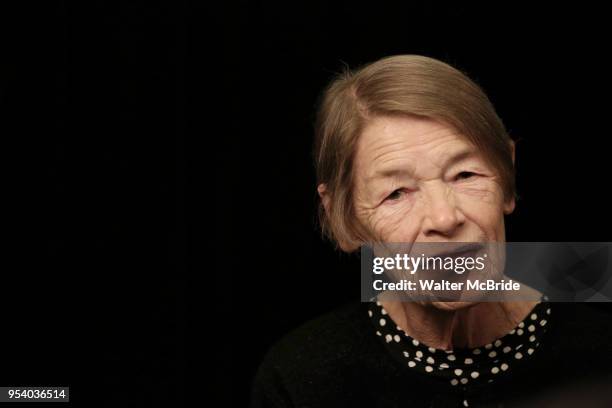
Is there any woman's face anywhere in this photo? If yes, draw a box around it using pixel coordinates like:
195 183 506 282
352 115 515 309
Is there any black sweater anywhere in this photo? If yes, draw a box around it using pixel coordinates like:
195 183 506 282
250 302 612 407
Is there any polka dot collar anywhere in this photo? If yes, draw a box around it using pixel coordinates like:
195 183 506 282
368 297 551 390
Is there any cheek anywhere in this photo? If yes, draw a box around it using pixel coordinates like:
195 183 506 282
359 199 421 242
456 181 506 237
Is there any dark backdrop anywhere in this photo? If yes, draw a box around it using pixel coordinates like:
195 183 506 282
2 1 611 407
2 1 189 406
223 2 612 407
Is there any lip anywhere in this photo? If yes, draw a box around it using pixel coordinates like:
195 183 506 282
430 243 484 258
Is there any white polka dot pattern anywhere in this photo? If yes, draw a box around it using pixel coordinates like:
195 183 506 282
367 295 551 389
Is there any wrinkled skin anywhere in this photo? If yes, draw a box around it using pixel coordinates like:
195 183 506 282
319 114 540 349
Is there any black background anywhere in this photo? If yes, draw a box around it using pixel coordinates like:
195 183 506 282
2 1 189 406
1 1 611 407
225 2 612 406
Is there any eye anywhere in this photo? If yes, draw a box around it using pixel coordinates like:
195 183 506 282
385 188 408 202
455 171 477 181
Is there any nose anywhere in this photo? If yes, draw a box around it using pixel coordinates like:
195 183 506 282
422 183 464 237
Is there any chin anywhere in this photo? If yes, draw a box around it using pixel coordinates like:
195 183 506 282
429 301 478 312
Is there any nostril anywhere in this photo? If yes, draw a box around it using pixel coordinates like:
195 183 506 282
423 209 463 237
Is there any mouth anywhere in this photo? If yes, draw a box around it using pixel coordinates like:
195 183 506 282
430 242 485 259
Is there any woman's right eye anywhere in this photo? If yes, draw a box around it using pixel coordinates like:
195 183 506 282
386 189 405 201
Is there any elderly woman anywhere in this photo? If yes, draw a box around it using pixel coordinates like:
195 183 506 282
250 55 612 407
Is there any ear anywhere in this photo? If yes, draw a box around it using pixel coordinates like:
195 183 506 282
317 183 331 216
503 196 516 215
504 140 516 215
317 183 360 252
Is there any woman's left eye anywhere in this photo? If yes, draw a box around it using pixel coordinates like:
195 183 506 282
455 171 476 181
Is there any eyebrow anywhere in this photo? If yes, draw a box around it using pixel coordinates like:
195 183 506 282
368 147 477 181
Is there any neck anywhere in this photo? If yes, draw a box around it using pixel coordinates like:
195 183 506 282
381 300 539 350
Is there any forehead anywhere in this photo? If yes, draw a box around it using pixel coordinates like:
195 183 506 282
355 115 476 175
